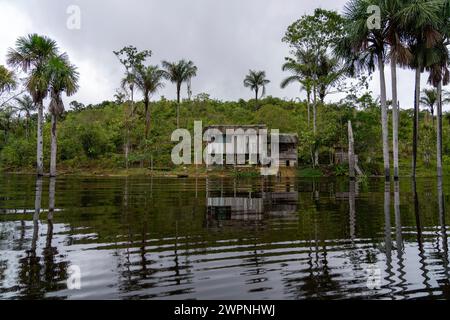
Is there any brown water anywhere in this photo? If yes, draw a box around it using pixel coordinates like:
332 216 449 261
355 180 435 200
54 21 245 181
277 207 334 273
0 175 449 300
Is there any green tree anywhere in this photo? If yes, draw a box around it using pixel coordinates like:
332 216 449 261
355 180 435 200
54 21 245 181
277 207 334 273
7 34 58 176
338 0 391 178
0 65 17 99
281 49 315 126
420 88 438 126
114 46 152 168
243 70 270 102
134 65 165 138
424 1 450 177
161 59 198 128
45 53 79 176
398 0 443 177
14 94 35 139
385 0 412 179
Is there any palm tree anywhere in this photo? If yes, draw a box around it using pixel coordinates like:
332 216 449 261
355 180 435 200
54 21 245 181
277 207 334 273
134 65 165 138
162 60 197 128
398 0 443 177
0 65 17 98
14 94 35 138
385 0 412 180
7 34 58 176
339 0 390 179
425 1 450 178
114 89 126 104
121 72 136 112
44 53 79 177
420 88 438 126
281 49 315 127
243 70 270 102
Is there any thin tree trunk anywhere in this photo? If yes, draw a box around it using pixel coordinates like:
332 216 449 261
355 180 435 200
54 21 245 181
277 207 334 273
313 85 318 166
432 109 435 129
437 80 443 177
176 83 181 128
26 112 30 139
412 67 421 177
144 96 150 139
391 58 399 179
348 120 355 179
379 56 390 179
50 114 57 177
255 88 258 101
307 90 311 128
313 85 317 135
37 101 44 176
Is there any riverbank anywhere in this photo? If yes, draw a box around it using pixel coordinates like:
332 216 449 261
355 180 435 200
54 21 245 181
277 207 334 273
1 162 447 178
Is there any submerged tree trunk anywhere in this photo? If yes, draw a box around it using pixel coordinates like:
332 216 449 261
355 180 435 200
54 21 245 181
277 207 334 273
50 114 58 177
379 56 390 179
412 67 421 177
391 58 399 179
437 80 443 177
37 101 44 176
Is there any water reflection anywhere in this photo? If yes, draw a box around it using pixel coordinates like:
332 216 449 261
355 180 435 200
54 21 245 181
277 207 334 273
0 176 450 299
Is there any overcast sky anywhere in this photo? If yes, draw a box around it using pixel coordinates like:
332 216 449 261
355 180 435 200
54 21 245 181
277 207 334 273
0 0 440 109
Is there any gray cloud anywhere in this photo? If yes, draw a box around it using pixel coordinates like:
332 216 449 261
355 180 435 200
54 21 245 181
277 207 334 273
0 0 439 110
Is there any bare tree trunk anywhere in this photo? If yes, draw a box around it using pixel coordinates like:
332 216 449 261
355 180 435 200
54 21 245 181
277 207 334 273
37 101 44 176
50 114 58 177
306 90 311 127
412 67 421 177
313 85 317 135
26 113 30 139
379 56 390 179
176 83 181 128
437 80 443 177
391 58 399 179
348 120 355 179
313 85 318 166
144 96 151 139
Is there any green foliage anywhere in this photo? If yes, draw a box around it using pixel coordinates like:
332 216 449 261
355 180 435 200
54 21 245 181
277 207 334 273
1 94 449 176
0 137 35 168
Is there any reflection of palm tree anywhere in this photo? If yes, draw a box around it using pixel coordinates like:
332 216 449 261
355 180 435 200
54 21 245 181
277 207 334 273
412 179 432 296
437 177 450 297
394 180 407 297
383 182 395 291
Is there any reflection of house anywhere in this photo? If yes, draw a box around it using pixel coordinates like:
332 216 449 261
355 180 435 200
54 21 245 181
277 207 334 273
204 125 298 167
207 191 298 221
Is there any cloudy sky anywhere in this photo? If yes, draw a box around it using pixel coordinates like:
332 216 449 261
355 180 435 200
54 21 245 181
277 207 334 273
0 0 438 109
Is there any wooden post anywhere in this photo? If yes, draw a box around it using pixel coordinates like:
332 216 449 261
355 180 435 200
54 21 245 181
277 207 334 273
348 120 355 180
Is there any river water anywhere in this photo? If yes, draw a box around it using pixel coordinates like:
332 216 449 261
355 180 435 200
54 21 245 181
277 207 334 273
0 175 449 299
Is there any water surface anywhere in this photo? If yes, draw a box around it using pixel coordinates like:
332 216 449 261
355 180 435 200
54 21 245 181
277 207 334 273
0 175 449 299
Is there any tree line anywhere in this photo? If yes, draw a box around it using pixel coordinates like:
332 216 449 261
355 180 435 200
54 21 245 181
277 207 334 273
1 0 450 178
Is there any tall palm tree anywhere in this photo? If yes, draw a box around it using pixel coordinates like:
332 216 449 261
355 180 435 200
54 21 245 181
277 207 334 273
243 70 270 102
398 0 443 177
7 34 58 176
385 0 412 180
44 53 79 177
134 65 165 138
425 1 450 178
0 65 17 98
340 0 390 179
162 60 197 128
281 49 315 127
14 94 35 138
